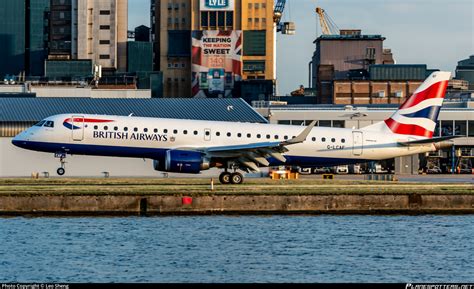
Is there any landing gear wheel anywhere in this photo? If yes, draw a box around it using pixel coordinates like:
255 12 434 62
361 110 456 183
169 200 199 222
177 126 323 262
57 167 65 176
219 172 231 184
230 172 244 185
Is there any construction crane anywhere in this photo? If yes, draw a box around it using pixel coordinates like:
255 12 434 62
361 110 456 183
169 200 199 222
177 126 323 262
273 0 295 35
315 7 339 35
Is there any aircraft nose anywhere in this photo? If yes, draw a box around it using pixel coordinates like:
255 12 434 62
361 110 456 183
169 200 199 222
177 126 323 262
12 130 27 148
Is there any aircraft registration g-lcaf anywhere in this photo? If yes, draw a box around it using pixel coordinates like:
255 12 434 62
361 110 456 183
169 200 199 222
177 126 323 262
13 71 457 184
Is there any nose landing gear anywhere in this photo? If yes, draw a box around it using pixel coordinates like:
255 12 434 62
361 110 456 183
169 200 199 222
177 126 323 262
55 152 67 176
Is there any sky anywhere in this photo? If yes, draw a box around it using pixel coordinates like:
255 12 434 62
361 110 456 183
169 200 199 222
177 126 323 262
129 0 474 95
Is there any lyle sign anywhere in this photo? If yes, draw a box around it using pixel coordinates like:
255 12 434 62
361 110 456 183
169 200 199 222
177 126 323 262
201 0 234 11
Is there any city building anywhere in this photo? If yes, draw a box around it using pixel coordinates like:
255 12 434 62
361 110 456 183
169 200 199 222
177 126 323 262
75 0 128 73
134 25 151 42
455 55 474 90
0 97 267 177
152 0 276 98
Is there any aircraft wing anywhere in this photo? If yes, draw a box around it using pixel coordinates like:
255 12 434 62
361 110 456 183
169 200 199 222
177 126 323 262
398 135 461 146
178 121 317 172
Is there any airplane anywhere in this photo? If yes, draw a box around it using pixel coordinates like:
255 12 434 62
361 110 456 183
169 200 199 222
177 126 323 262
12 71 457 184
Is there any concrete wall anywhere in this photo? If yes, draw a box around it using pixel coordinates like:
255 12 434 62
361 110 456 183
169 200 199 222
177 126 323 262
30 87 150 98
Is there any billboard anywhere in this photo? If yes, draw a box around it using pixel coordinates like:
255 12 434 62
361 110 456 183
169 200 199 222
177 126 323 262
191 30 242 98
200 0 234 11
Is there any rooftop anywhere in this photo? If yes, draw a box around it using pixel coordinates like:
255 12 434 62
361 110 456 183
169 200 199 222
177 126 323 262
0 98 268 123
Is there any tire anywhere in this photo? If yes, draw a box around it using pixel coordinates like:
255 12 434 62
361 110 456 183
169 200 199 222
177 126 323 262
230 172 244 185
57 167 65 176
219 172 231 184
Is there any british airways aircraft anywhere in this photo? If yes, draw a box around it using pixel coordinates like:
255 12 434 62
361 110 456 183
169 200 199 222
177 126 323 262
12 71 456 184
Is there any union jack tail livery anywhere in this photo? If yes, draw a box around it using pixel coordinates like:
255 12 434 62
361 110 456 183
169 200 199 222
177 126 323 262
365 71 451 139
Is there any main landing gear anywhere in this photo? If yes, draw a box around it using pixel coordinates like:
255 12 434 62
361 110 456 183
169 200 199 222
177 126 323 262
219 170 244 185
55 152 67 176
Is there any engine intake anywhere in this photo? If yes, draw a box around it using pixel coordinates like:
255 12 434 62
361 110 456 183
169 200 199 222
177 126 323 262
153 150 210 174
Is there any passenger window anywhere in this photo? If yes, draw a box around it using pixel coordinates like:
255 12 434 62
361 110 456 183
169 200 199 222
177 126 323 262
183 130 188 135
104 126 108 131
124 127 128 132
257 134 261 139
205 131 210 136
331 138 336 143
94 125 98 130
154 128 158 133
164 129 168 133
173 129 178 134
237 133 242 137
341 139 346 143
114 126 118 131
247 133 251 138
284 136 289 140
322 137 326 142
274 135 279 140
266 134 271 139
34 120 46 127
216 132 221 136
134 127 138 132
312 137 316 141
144 128 148 133
227 132 231 137
194 131 198 135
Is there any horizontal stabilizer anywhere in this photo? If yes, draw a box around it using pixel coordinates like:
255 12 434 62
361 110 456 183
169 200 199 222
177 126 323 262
398 135 460 146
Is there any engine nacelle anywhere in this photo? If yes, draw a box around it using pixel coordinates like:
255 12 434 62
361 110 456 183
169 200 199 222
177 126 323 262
153 150 210 174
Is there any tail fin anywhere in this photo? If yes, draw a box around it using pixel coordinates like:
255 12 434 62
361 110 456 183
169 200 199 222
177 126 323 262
363 71 451 138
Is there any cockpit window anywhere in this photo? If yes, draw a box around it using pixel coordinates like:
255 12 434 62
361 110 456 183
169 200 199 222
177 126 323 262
34 120 46 127
44 121 54 128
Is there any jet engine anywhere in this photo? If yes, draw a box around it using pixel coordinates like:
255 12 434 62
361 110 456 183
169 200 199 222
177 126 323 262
153 150 210 174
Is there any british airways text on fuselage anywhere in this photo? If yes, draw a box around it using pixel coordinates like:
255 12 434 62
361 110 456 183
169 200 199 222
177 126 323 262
93 131 168 142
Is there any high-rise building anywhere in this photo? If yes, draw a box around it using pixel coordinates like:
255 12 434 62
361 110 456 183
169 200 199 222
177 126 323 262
0 0 26 77
76 0 128 73
48 0 73 59
27 0 50 76
152 0 276 98
456 55 474 90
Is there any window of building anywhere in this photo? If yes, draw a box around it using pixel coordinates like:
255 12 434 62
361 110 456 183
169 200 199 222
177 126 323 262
99 10 111 15
226 11 233 27
248 3 252 9
100 25 110 30
209 11 217 26
469 121 474 137
201 12 208 27
441 120 453 136
99 55 110 59
278 120 290 125
218 11 225 27
292 120 304 126
332 120 345 128
99 40 110 45
319 120 331 127
455 120 467 136
255 3 260 9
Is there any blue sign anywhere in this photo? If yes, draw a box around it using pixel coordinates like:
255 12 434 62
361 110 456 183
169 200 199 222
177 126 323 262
204 0 230 10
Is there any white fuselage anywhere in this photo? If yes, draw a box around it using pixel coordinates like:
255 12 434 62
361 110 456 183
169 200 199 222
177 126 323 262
12 114 437 168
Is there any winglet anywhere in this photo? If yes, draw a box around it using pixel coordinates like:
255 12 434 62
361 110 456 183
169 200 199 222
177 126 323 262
282 120 317 145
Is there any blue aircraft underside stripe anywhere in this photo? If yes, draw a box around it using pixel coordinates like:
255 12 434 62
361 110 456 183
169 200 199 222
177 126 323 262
12 141 370 167
400 105 441 121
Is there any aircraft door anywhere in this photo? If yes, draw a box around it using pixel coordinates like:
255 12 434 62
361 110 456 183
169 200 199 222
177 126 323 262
352 131 363 156
72 115 84 141
204 128 211 141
